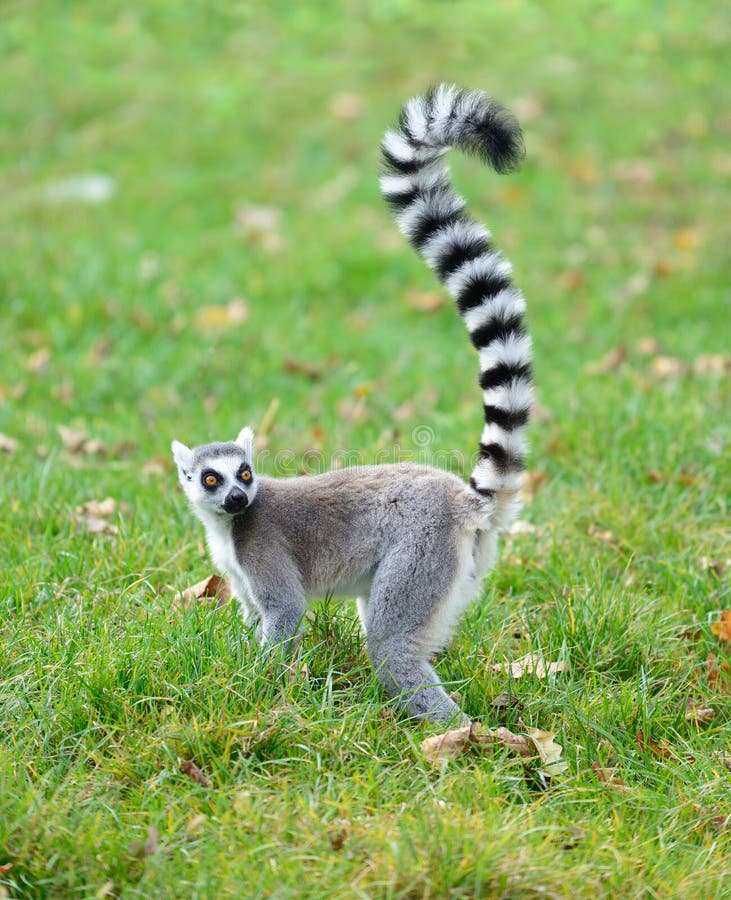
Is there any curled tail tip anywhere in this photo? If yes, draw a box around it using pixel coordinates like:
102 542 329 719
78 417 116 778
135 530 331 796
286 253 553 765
386 84 525 175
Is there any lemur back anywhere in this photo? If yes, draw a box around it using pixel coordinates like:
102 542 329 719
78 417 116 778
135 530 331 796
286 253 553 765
172 85 532 725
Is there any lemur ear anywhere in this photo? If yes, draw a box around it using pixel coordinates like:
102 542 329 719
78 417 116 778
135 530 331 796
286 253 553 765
171 440 194 483
235 426 255 459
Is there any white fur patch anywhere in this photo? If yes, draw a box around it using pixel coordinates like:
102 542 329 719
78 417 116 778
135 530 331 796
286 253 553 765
463 289 526 332
445 254 513 300
482 376 534 412
478 332 532 372
420 220 492 271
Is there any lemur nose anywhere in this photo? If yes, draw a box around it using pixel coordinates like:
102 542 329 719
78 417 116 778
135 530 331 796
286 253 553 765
223 488 248 514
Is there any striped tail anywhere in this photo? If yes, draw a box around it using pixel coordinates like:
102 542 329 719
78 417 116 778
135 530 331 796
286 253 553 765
380 85 532 530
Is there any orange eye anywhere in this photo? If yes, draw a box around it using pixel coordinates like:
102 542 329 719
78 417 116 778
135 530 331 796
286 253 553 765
203 473 218 487
239 469 252 483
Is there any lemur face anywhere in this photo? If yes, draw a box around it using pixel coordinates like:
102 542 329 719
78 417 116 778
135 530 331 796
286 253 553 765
172 427 258 518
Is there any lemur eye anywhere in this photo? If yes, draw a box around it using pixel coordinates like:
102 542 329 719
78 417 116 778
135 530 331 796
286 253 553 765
203 472 219 488
239 468 252 483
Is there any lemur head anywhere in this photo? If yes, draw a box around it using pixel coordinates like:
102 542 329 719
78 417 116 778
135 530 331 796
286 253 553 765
171 426 258 518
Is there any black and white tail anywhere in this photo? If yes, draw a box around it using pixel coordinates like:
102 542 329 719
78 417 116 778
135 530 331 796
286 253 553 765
381 84 532 530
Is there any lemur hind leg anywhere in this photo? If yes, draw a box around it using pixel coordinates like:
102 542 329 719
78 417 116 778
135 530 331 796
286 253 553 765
364 533 476 724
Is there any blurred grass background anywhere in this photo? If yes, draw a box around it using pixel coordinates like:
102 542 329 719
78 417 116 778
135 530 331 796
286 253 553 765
1 1 730 896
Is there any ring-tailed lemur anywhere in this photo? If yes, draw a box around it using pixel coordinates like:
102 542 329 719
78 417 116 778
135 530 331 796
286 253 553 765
172 85 532 724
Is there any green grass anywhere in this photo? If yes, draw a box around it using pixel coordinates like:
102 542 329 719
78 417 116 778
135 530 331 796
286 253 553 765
1 1 730 896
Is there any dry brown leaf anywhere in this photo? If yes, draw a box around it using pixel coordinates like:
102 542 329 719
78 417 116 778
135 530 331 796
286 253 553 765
567 157 599 184
75 498 118 536
179 758 211 788
328 92 363 121
129 825 159 859
142 457 170 478
0 433 18 454
327 821 349 850
174 574 232 609
0 863 12 875
685 699 716 725
58 425 107 456
508 520 542 536
490 692 523 712
195 299 250 331
26 347 51 373
702 557 731 576
521 469 547 503
490 652 568 679
524 727 569 776
558 270 585 291
672 228 699 251
510 94 545 122
635 730 673 759
585 345 626 374
710 611 731 641
636 336 662 356
235 204 284 251
650 355 689 380
283 358 323 381
588 523 614 543
694 354 730 376
405 289 445 313
591 761 627 788
421 724 473 763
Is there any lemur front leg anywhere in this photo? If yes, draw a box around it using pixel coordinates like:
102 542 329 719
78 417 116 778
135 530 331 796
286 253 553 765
247 574 307 656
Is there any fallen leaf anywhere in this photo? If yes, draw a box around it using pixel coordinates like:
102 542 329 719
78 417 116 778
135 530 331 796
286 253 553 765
490 692 523 712
508 520 542 536
283 358 323 380
58 425 107 456
653 259 672 277
585 345 626 374
510 94 544 122
179 758 211 788
129 825 159 859
327 821 349 850
235 204 284 252
521 469 547 503
195 299 250 331
142 457 170 477
702 558 731 576
560 826 586 850
328 92 363 120
588 523 614 543
186 814 206 833
405 289 446 313
558 270 585 291
472 725 534 759
421 724 473 763
174 574 232 609
95 881 114 898
490 652 569 679
672 228 699 251
0 863 12 875
567 157 598 184
710 611 731 641
685 699 715 725
650 356 689 380
635 730 673 759
635 336 661 355
524 727 569 776
591 761 627 788
26 347 52 373
75 498 118 536
0 433 18 454
694 354 730 376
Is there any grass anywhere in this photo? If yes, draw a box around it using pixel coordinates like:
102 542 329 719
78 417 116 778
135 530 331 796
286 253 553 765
1 0 730 896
